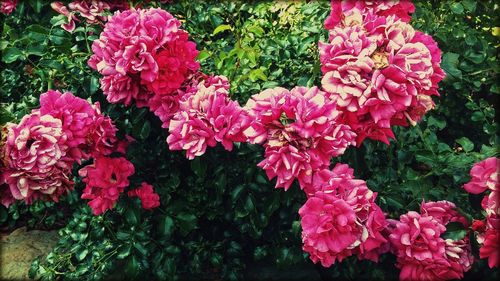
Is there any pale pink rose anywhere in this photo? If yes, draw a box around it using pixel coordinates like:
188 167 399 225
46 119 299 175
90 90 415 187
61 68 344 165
68 1 110 24
482 191 499 217
140 8 181 50
167 80 249 158
319 25 377 74
320 6 443 145
99 75 140 106
258 144 318 191
463 157 499 194
80 156 134 215
322 60 373 112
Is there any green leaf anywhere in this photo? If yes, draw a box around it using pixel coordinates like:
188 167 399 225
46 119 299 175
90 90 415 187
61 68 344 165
197 50 211 62
125 207 139 225
212 24 232 36
176 213 197 236
249 69 267 82
125 255 140 279
462 0 476 11
75 248 89 261
441 52 462 79
139 120 151 139
450 3 464 14
158 215 174 238
2 47 24 63
117 244 132 259
456 137 474 152
442 222 467 240
231 184 245 201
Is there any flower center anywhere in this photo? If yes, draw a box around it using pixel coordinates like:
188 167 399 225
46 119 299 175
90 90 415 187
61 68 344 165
279 112 294 126
371 50 389 69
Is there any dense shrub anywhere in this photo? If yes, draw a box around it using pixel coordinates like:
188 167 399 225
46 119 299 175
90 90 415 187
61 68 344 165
0 0 498 280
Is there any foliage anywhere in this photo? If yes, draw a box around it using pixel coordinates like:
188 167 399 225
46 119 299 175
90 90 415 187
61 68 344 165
0 0 498 280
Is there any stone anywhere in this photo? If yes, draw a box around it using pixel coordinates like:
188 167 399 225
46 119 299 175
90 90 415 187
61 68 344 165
0 227 59 280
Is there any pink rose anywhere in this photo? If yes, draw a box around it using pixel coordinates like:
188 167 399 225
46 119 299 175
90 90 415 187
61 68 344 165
128 182 160 210
1 0 17 15
79 156 135 215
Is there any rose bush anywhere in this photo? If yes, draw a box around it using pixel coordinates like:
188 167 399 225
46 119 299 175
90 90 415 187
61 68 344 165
0 0 498 280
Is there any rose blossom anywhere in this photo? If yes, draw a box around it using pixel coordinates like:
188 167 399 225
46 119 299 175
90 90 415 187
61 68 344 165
319 6 444 145
167 78 249 159
463 157 499 194
478 228 499 268
79 156 135 215
88 8 197 108
1 0 17 15
299 163 388 266
0 113 74 204
244 87 355 190
128 182 160 210
324 0 415 30
390 201 474 280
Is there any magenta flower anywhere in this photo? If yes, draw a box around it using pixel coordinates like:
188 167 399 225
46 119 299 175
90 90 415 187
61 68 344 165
1 113 74 204
38 90 97 160
299 163 388 266
245 87 355 190
79 156 135 215
390 201 474 280
128 182 160 210
88 8 197 108
324 0 415 30
1 0 17 15
463 157 499 194
319 6 444 145
167 77 249 159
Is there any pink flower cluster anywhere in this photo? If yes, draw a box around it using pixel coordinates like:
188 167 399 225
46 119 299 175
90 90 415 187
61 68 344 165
167 75 249 159
79 156 134 215
0 0 17 15
88 7 200 113
244 86 356 190
51 1 117 32
128 182 160 210
463 157 499 268
320 0 445 145
0 90 125 208
389 201 473 281
324 0 415 29
299 163 388 266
